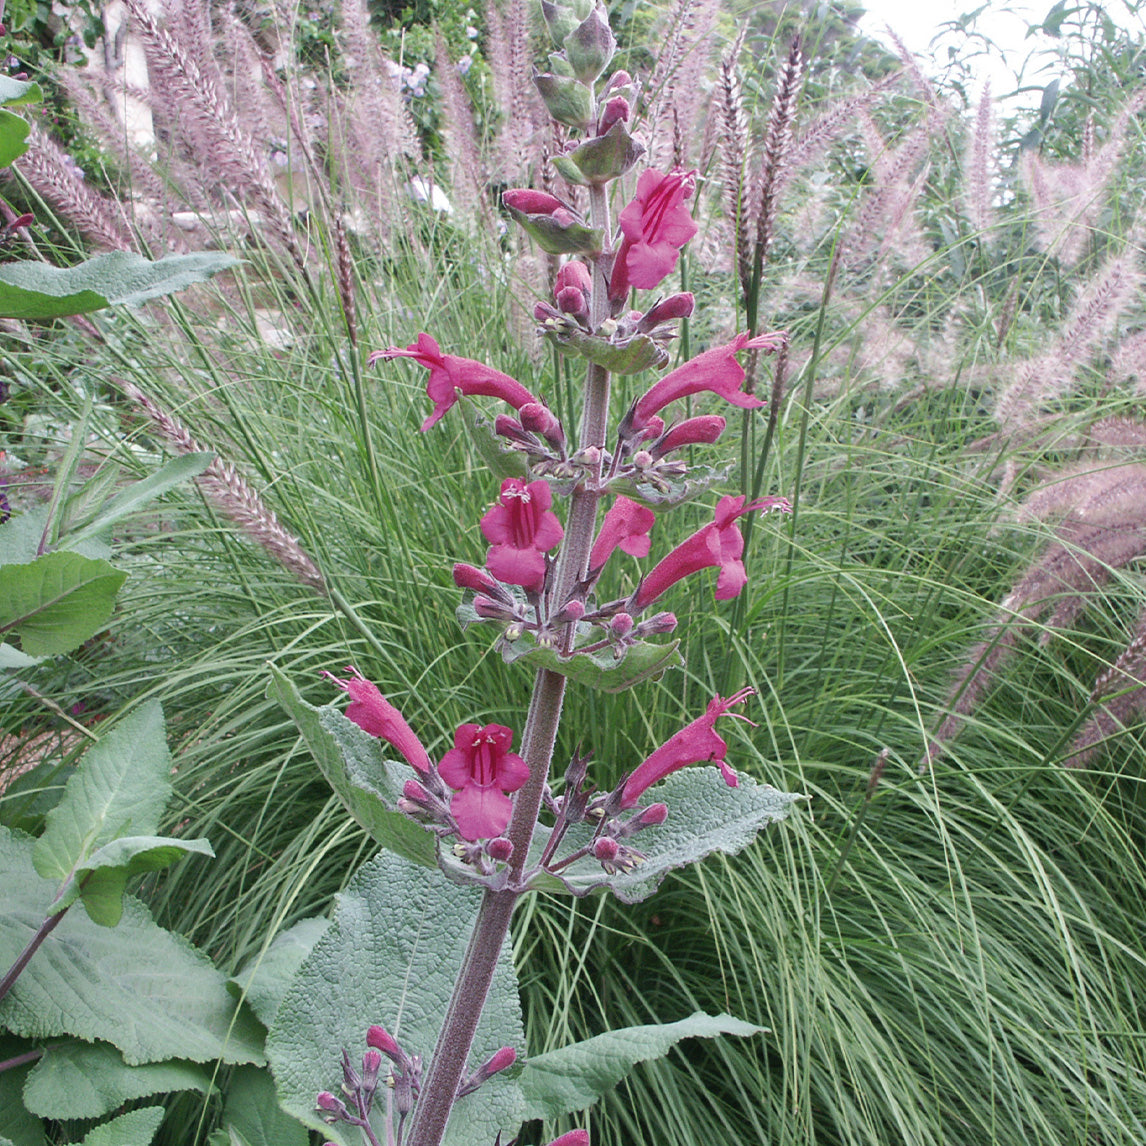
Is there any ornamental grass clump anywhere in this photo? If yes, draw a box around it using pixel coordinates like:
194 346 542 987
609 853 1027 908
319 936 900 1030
267 4 800 1145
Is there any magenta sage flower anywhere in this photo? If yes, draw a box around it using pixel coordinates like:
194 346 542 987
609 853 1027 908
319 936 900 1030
620 687 756 807
628 331 786 431
323 667 432 777
481 477 564 591
439 723 530 840
630 495 790 611
588 495 656 572
609 168 698 300
371 333 540 431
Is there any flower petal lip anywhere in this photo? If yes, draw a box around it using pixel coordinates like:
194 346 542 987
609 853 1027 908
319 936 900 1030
480 478 565 591
608 168 698 300
589 495 656 571
370 332 542 431
323 666 432 777
629 332 785 431
439 722 530 840
620 687 756 808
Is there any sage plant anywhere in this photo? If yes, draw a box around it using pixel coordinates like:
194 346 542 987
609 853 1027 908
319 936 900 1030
290 5 798 1145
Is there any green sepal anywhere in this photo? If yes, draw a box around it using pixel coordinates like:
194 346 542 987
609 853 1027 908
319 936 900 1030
537 315 669 374
609 463 734 508
503 629 683 693
550 153 592 186
561 119 645 184
505 204 603 256
534 71 594 130
565 4 616 83
458 396 529 480
541 0 593 46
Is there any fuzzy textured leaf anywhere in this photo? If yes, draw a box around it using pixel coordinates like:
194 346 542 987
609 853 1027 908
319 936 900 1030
33 700 172 886
221 1066 308 1146
519 1012 766 1120
529 769 803 901
539 323 669 374
66 836 215 926
0 1037 45 1146
0 251 237 320
0 551 125 656
266 850 525 1146
0 109 29 168
79 1106 163 1146
23 1042 212 1120
267 667 436 867
0 826 265 1066
229 916 331 1028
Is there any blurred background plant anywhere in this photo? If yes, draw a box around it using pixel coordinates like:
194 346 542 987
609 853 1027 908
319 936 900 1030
1 1 1145 1144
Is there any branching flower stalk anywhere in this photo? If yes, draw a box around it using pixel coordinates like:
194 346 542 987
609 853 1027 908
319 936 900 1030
313 6 791 1145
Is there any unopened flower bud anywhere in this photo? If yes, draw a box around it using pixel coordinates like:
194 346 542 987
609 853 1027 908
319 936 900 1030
555 260 592 296
604 70 631 94
637 291 695 332
474 594 516 621
503 189 567 216
610 613 634 638
640 416 665 441
366 1025 402 1061
494 412 530 442
593 837 620 862
652 414 726 457
316 1091 350 1122
555 599 586 623
404 779 431 805
487 837 514 861
556 284 588 317
637 802 669 827
631 449 653 468
486 1046 517 1074
454 563 510 601
520 402 563 442
598 95 630 135
639 611 678 634
547 1131 590 1146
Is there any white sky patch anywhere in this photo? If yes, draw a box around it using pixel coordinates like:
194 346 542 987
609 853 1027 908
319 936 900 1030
856 0 1145 103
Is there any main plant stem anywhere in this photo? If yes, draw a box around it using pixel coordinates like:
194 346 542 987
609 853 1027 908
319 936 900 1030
405 186 613 1146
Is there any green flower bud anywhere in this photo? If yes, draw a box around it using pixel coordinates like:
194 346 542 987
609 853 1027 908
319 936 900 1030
565 4 616 83
534 70 594 130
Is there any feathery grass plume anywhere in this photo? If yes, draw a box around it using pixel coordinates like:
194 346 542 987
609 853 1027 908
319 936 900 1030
485 0 545 185
925 461 1146 767
964 83 995 241
123 0 305 268
749 37 803 282
16 122 136 252
335 215 357 349
1109 329 1146 392
995 246 1143 431
1021 89 1146 267
644 0 721 169
1067 621 1146 766
434 25 486 224
121 381 327 593
844 113 933 272
716 30 751 294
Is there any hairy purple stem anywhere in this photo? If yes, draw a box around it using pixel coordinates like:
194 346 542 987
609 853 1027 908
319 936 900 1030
0 906 69 1004
404 184 613 1146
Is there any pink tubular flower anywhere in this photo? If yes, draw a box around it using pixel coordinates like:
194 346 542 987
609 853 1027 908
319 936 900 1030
609 168 698 300
370 333 541 431
439 723 530 840
323 667 431 777
481 478 564 591
628 332 786 430
620 687 756 807
589 495 656 571
630 495 790 611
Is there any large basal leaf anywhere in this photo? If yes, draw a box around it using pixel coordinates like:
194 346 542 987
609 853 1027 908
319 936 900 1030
0 551 125 656
22 1041 212 1120
79 1106 163 1146
0 251 237 320
266 850 525 1146
33 700 172 885
0 108 29 168
221 1066 308 1146
0 826 265 1066
229 916 331 1028
267 667 436 867
519 1012 766 1121
528 769 803 902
